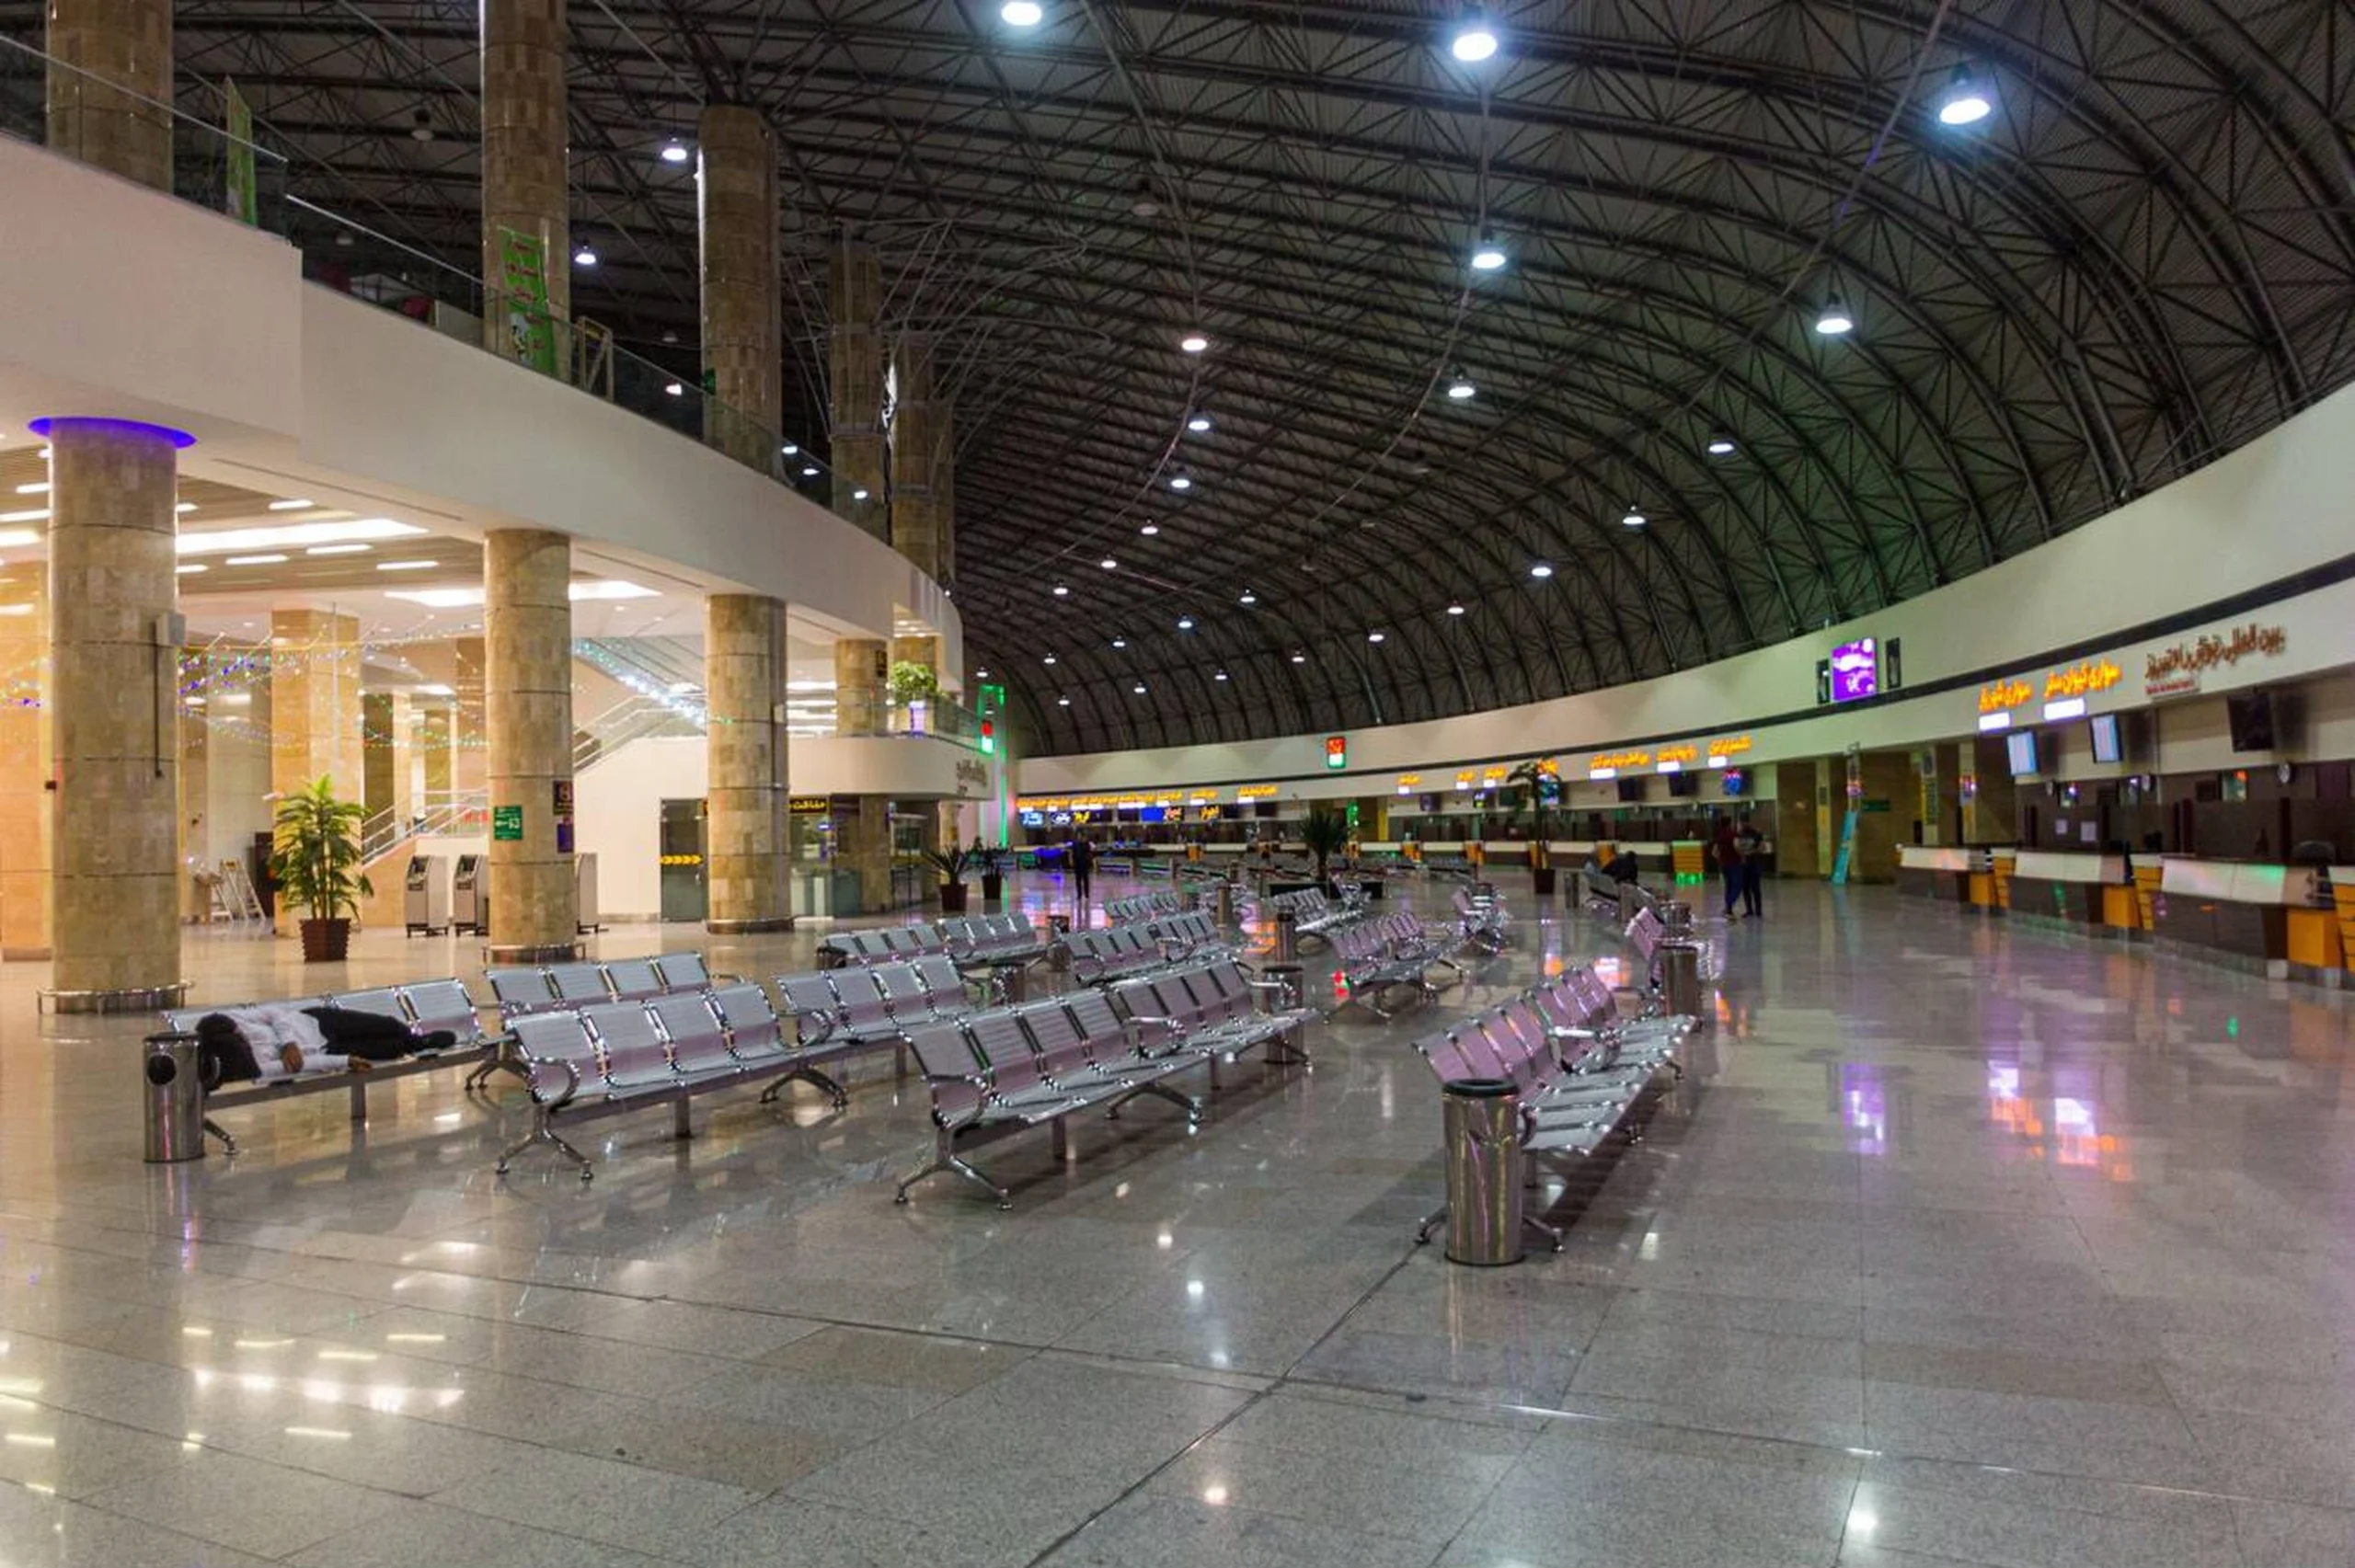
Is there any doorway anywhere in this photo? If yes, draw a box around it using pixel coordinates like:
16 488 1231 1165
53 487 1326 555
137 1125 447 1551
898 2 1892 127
659 797 708 922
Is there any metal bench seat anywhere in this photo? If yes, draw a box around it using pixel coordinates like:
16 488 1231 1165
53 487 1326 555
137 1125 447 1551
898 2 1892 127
892 1020 1092 1208
601 957 667 1001
653 951 714 990
1012 1000 1205 1116
706 982 852 1107
485 966 560 1017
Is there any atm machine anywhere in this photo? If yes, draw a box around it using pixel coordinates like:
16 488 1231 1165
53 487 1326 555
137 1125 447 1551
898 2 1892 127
404 854 450 935
574 853 602 934
452 854 488 936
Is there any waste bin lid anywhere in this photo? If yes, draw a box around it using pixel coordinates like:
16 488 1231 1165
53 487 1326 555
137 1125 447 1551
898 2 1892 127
1442 1077 1519 1099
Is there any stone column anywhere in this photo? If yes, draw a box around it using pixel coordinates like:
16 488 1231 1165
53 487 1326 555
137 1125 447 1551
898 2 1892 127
485 529 575 959
1771 760 1819 880
45 0 172 191
480 0 569 361
890 334 951 579
836 795 893 916
827 232 889 536
45 417 182 1006
0 573 52 957
706 594 791 932
419 701 454 807
362 690 414 832
269 609 365 802
1965 738 2018 843
835 636 888 738
1848 750 1913 884
453 635 488 795
178 681 208 922
697 104 780 469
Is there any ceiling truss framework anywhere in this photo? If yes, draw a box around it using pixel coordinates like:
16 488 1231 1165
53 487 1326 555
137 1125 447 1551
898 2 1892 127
3 0 2349 754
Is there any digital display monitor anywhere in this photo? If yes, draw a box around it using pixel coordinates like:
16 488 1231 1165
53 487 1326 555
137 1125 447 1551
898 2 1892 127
1020 810 1045 828
1614 777 1647 804
1720 769 1746 797
1137 807 1166 824
1666 772 1700 798
2226 690 2277 753
1420 793 1442 814
2088 714 2123 765
1829 637 1878 703
2005 730 2042 777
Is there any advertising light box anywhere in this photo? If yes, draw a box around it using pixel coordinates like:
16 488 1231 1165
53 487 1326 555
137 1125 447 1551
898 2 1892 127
1829 637 1879 703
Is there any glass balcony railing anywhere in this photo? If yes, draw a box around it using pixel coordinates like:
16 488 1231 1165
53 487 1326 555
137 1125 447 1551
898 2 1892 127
0 38 893 539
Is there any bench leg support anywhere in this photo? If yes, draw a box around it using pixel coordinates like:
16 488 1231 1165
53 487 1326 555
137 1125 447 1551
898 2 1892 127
672 1098 693 1140
759 1065 848 1110
203 1116 237 1155
1108 1081 1201 1124
349 1080 368 1124
893 1133 1011 1209
495 1116 593 1182
1415 1202 1447 1244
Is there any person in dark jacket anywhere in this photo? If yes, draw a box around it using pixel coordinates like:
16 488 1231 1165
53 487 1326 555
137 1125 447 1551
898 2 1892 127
1713 818 1744 920
1068 835 1095 903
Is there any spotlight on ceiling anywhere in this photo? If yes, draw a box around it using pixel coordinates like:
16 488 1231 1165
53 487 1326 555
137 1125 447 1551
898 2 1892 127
1706 435 1738 456
1052 584 1070 597
663 381 684 396
852 487 870 501
1815 299 1855 336
1177 616 1195 630
1179 332 1210 353
1188 415 1212 433
1130 179 1160 218
1057 695 1071 705
1110 637 1127 648
409 108 433 143
1451 17 1499 63
1470 230 1508 271
1169 475 1192 491
1447 601 1466 615
1043 654 1057 664
1100 556 1119 570
1140 523 1159 535
1238 589 1258 605
1002 1 1044 26
572 243 598 268
661 137 690 164
1132 682 1147 694
1622 510 1648 529
1213 670 1229 681
781 442 798 455
1530 562 1555 579
1937 63 1993 127
1446 372 1476 400
1291 652 1307 664
1366 631 1385 644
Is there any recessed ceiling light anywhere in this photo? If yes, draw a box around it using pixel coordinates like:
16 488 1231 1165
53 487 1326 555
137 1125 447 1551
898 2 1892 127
1003 0 1043 24
178 518 425 556
305 544 372 555
176 563 207 575
573 245 598 268
1100 556 1118 569
1622 510 1648 529
1177 616 1195 630
1213 670 1229 681
224 554 289 566
1043 654 1057 665
800 464 820 477
175 501 197 514
1706 436 1737 456
376 559 438 571
1530 562 1555 578
1367 631 1385 644
1052 584 1070 597
1111 637 1127 648
1132 682 1147 694
661 137 690 164
974 668 989 679
1447 601 1466 615
1179 332 1210 353
267 498 315 511
13 482 49 496
1238 589 1258 605
1140 523 1159 535
1188 416 1212 433
1169 475 1192 491
1058 695 1072 705
1291 651 1306 664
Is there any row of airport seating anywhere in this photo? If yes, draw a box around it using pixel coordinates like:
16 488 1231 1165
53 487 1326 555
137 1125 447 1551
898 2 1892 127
815 913 1051 973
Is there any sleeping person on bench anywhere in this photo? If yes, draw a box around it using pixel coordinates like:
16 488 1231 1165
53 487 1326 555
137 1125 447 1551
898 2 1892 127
195 1004 454 1083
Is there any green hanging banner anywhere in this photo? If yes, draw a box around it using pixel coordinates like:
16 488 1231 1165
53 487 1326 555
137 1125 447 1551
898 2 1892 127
496 225 557 375
223 79 258 226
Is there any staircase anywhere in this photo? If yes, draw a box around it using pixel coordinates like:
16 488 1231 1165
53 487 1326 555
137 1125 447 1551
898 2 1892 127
573 636 710 768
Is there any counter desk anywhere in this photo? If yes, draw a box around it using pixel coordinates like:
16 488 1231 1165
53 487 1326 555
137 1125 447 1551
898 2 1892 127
2153 859 2329 977
2009 851 2132 930
1894 844 1986 906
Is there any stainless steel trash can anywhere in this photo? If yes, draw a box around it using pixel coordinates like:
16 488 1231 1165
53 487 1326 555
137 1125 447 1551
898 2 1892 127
1047 913 1073 973
143 1034 205 1163
1273 907 1299 962
1659 938 1705 1024
1214 879 1236 930
1442 1078 1524 1265
1660 900 1694 934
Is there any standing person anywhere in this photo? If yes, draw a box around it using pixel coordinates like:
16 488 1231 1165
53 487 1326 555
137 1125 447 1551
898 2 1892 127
1712 816 1744 920
1735 815 1765 918
1068 834 1095 906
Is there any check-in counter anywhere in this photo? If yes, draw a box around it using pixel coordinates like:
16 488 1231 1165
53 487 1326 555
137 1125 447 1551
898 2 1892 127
1895 844 1984 905
2153 859 2323 974
2007 851 2129 928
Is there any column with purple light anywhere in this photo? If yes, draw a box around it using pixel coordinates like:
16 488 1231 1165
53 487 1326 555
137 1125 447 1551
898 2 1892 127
37 417 186 1008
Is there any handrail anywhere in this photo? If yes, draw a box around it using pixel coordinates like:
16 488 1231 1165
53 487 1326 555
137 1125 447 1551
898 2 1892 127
361 792 489 862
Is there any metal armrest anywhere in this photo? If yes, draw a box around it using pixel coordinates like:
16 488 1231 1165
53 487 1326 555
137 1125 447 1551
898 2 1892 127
523 1054 583 1111
793 1008 844 1048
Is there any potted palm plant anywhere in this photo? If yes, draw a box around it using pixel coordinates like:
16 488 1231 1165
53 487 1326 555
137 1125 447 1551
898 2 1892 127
270 774 373 962
886 660 941 735
1506 759 1560 898
924 844 975 913
973 841 1006 906
1299 806 1350 893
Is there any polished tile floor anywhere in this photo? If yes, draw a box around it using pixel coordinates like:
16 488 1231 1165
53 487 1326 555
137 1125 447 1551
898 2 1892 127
3 875 2352 1566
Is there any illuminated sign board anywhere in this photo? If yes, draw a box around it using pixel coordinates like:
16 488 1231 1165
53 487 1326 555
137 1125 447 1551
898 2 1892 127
1590 750 1651 775
1829 637 1878 703
1706 736 1752 768
2044 659 2121 700
1454 771 1476 791
1236 784 1279 800
2144 622 2284 695
1395 773 1422 796
1978 678 2032 714
1325 735 1349 771
789 795 831 814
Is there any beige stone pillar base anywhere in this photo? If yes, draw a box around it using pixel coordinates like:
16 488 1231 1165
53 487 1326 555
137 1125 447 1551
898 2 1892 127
706 593 792 933
484 528 577 962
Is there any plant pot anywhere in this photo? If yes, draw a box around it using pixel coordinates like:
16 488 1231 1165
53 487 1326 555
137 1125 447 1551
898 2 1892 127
1532 865 1557 898
980 873 1004 905
299 917 351 963
937 880 970 914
